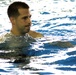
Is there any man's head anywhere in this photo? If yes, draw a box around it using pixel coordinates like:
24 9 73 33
7 1 32 35
7 1 29 18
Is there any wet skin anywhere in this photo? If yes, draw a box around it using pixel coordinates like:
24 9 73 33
10 8 32 36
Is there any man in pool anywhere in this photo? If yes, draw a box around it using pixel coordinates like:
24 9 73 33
0 1 73 49
0 1 74 62
0 1 43 49
7 1 43 38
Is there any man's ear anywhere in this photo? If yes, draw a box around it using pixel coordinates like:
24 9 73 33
10 17 15 25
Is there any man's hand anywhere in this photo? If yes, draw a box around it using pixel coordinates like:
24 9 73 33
50 41 74 48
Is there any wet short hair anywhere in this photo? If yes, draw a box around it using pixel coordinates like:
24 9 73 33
7 1 29 18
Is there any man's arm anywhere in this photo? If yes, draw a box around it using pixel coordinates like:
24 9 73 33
28 30 74 48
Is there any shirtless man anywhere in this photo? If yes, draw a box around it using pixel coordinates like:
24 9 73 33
0 1 43 49
0 1 74 62
0 1 73 50
7 1 43 38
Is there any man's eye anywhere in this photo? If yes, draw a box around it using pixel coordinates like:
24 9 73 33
29 15 31 18
23 17 27 19
22 15 31 20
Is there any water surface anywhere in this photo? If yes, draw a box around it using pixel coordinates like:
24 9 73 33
0 0 76 75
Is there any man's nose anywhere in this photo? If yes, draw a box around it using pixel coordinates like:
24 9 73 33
27 17 31 24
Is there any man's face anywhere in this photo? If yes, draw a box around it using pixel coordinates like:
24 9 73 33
14 8 31 34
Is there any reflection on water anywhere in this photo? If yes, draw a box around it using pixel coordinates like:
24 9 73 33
0 0 76 75
0 0 13 7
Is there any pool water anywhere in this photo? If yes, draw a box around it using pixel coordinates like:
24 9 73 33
0 0 76 75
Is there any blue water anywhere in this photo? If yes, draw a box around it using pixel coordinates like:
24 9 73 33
0 0 76 75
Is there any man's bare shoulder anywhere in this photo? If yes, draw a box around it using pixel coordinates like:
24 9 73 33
0 32 11 42
28 30 43 38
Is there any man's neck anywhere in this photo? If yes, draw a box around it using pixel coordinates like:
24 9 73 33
11 30 26 36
